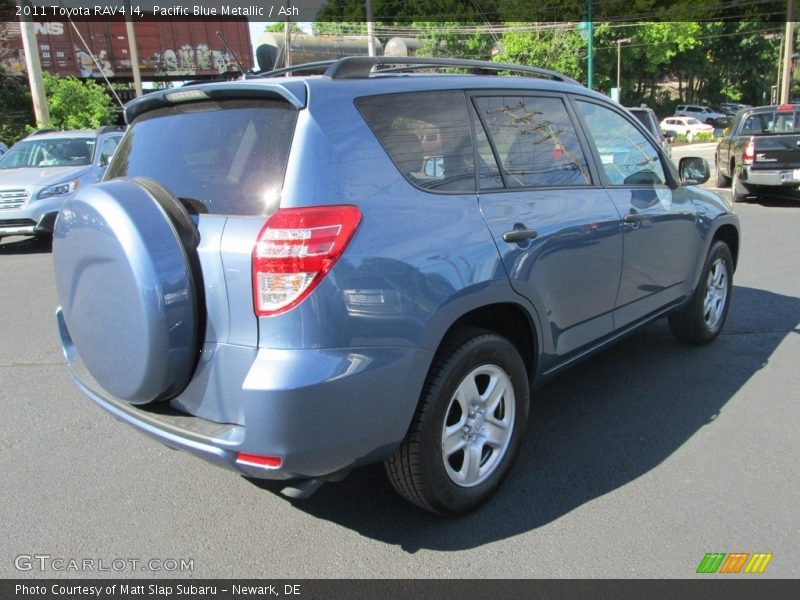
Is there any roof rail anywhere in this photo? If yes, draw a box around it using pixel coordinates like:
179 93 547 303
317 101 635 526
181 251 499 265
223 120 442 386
255 60 338 78
29 128 58 136
322 56 581 85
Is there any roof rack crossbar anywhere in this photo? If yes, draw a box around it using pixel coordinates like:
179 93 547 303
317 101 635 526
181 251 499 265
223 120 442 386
323 56 580 86
255 60 338 78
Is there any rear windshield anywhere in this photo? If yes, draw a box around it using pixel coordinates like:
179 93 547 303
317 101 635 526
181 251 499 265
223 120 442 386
106 99 297 216
630 110 656 135
740 111 800 134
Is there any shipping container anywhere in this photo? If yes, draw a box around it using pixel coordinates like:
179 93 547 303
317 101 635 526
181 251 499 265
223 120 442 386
3 20 252 81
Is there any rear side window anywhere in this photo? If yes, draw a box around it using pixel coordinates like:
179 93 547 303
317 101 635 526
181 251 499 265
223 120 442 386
357 91 475 192
473 95 591 188
107 99 297 216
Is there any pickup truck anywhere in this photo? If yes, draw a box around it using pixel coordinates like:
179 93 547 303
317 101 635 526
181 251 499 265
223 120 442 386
715 104 800 202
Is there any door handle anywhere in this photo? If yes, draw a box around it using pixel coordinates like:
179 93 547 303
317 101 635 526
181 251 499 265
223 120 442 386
623 212 648 224
502 228 539 243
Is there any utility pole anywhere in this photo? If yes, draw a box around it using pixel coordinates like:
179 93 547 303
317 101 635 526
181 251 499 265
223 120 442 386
577 0 593 89
775 32 784 104
125 1 142 97
586 0 593 89
19 6 50 127
366 0 375 57
780 0 795 103
284 2 292 69
616 38 630 102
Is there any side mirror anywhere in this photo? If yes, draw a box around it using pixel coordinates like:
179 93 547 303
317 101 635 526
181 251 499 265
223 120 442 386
679 157 710 185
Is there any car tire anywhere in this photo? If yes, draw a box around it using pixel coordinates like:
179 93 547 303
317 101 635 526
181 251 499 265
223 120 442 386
668 241 733 345
731 171 751 203
385 328 529 515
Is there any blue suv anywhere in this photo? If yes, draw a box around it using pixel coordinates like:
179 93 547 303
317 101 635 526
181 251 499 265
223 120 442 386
53 57 740 514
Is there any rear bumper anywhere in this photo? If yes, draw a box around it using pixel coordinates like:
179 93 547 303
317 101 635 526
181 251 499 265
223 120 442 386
743 167 800 188
56 307 431 481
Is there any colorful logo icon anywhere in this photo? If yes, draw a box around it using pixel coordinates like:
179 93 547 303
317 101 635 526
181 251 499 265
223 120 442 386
696 552 773 574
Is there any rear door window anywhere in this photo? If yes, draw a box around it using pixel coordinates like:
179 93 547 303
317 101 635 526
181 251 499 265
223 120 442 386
472 95 591 188
356 91 476 193
106 99 297 216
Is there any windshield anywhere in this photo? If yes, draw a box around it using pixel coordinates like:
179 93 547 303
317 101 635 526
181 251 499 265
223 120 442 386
686 118 701 125
0 138 95 169
107 99 297 216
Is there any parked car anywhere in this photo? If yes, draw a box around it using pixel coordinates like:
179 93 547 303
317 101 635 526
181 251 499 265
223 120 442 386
675 104 725 124
660 116 714 142
715 103 800 201
626 105 671 156
52 57 739 515
717 102 749 116
0 127 124 241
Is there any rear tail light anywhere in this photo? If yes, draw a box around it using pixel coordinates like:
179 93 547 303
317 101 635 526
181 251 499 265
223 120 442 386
742 137 755 165
252 205 362 316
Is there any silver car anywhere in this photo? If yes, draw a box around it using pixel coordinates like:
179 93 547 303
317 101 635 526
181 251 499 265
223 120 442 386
0 127 124 240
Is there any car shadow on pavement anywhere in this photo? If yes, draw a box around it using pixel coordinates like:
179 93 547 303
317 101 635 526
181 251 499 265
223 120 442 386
0 235 52 254
753 197 800 208
248 285 799 552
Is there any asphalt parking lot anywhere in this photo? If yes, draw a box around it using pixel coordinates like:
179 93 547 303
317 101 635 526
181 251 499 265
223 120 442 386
1 153 798 578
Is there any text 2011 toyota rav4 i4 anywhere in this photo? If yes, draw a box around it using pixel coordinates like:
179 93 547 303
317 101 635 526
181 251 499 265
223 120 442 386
53 58 740 515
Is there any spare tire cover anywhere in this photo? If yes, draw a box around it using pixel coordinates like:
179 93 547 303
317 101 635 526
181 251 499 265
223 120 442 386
53 178 199 405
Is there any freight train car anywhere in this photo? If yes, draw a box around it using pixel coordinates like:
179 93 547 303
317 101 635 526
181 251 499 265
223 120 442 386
3 20 252 81
255 33 382 72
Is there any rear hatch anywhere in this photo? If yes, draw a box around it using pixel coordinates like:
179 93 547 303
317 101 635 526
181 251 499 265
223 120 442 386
745 107 800 171
53 89 300 423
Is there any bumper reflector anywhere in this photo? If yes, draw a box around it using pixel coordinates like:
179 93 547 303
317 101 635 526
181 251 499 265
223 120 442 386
236 452 282 469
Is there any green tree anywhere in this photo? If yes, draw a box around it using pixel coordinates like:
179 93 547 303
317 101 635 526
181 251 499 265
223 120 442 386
266 22 302 34
0 22 33 144
42 73 115 130
494 25 586 81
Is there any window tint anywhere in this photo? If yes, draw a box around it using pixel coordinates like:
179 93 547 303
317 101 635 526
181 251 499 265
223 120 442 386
357 91 475 192
106 99 297 216
473 96 590 188
576 101 666 186
470 105 504 190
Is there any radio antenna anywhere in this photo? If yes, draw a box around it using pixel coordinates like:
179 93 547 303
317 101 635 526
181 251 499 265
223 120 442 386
59 1 125 110
217 31 248 78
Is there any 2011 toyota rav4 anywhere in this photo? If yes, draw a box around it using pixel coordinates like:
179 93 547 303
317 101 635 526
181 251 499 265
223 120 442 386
52 57 740 515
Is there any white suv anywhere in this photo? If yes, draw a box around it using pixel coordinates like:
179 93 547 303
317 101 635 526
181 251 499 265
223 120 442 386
675 104 724 125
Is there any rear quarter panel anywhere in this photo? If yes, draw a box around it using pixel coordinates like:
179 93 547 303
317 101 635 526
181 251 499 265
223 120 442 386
271 80 528 354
